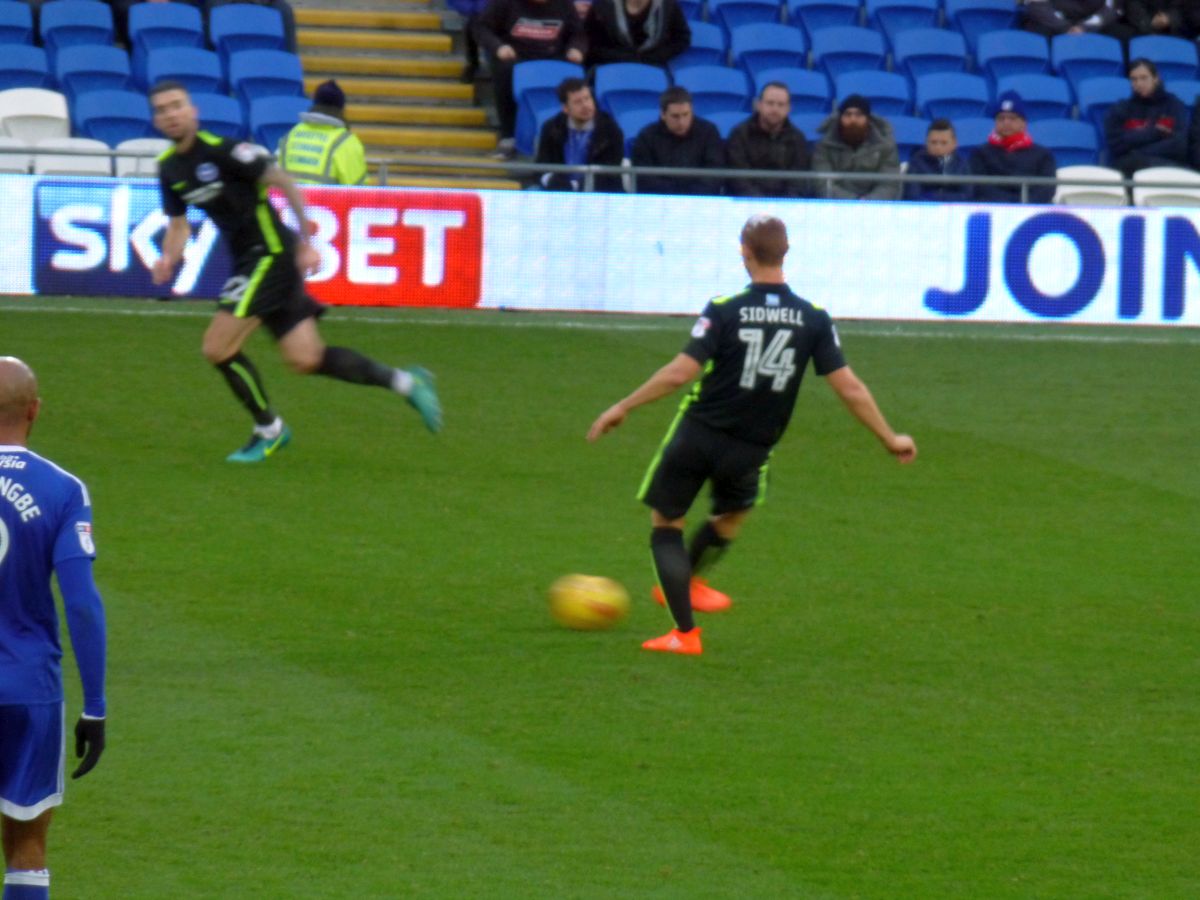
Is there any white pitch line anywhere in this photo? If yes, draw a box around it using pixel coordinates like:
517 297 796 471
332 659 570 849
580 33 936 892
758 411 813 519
1 301 1198 346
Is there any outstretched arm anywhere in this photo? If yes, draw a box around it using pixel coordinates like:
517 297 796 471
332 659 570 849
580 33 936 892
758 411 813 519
587 353 702 441
825 365 917 462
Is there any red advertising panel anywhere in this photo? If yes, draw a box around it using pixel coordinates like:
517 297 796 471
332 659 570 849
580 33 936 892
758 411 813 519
286 188 483 308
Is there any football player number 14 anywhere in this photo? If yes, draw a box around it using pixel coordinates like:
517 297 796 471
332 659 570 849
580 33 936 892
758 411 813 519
738 328 797 392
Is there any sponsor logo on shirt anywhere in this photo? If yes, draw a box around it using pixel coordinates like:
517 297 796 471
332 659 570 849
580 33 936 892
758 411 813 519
511 18 564 41
196 162 219 183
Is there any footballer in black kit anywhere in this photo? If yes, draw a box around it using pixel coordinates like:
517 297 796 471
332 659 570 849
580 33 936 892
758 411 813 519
589 215 917 656
158 131 323 337
149 81 442 463
638 283 846 521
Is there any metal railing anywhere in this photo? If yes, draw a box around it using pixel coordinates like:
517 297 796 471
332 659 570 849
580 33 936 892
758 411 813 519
13 145 1192 203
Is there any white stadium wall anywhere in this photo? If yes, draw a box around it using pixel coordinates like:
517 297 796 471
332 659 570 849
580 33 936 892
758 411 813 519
3 173 1200 327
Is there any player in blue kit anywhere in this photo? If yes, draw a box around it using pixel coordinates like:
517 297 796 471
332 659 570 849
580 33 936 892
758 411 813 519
0 358 106 900
588 216 916 655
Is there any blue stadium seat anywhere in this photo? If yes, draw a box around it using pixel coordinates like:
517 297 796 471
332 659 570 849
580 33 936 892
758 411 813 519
0 4 33 46
708 109 749 138
615 106 660 156
74 89 154 146
976 30 1050 84
669 21 727 74
892 29 969 84
709 0 781 39
810 26 887 81
786 0 860 43
145 47 224 95
1128 35 1198 84
1034 117 1097 166
835 70 912 116
209 5 286 67
0 45 50 90
788 111 826 139
228 50 304 107
55 45 130 104
995 74 1073 121
944 0 1018 53
678 0 704 20
248 95 309 148
730 23 807 80
673 65 752 117
889 114 929 162
951 115 995 148
754 66 831 113
865 0 939 47
191 91 245 140
1169 78 1200 108
1074 75 1129 130
39 1 114 60
512 59 583 156
915 72 990 119
128 3 204 86
1051 34 1124 96
593 62 669 117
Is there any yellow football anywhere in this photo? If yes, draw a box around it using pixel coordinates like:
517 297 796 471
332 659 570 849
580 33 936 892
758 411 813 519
548 574 630 630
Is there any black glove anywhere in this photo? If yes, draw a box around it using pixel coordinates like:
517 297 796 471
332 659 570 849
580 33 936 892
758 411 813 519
72 716 106 779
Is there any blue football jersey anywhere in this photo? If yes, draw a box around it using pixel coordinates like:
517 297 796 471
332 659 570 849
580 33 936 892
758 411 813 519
0 445 96 705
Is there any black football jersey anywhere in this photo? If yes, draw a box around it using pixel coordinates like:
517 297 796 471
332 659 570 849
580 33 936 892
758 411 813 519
158 130 294 261
681 282 846 447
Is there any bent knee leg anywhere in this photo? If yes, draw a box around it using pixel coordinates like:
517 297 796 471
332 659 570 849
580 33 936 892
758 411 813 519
283 344 324 374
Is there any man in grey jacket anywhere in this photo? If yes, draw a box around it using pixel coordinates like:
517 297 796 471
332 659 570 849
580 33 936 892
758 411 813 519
811 95 901 201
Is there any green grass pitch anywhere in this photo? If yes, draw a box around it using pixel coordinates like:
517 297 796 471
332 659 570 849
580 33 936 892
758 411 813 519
2 296 1198 898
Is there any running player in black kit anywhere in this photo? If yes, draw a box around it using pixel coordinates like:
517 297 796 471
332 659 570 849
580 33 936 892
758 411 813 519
150 81 441 463
588 215 917 655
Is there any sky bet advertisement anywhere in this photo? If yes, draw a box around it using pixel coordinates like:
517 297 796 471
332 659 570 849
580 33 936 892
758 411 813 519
1 172 1199 327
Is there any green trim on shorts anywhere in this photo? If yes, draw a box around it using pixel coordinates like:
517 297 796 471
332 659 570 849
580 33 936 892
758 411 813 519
256 187 284 254
636 360 713 502
235 256 274 318
754 452 772 507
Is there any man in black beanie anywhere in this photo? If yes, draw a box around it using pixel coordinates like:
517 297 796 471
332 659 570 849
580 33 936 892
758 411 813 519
811 93 901 200
278 79 368 186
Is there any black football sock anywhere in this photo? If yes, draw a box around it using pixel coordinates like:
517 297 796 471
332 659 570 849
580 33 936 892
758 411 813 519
651 526 695 632
689 520 732 578
215 353 275 427
316 346 394 387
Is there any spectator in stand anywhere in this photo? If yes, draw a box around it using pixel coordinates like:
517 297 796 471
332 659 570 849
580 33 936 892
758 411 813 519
474 0 586 158
584 0 691 68
1123 0 1196 38
903 119 972 202
1104 59 1189 176
630 86 725 194
534 77 625 191
449 0 492 82
278 80 368 186
811 94 901 200
725 82 810 198
968 91 1057 203
1021 0 1133 43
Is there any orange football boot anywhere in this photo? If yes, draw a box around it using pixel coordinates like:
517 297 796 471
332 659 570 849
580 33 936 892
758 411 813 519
641 627 703 655
651 577 732 613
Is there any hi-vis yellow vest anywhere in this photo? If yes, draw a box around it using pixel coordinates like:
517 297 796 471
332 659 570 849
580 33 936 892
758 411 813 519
278 121 367 185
